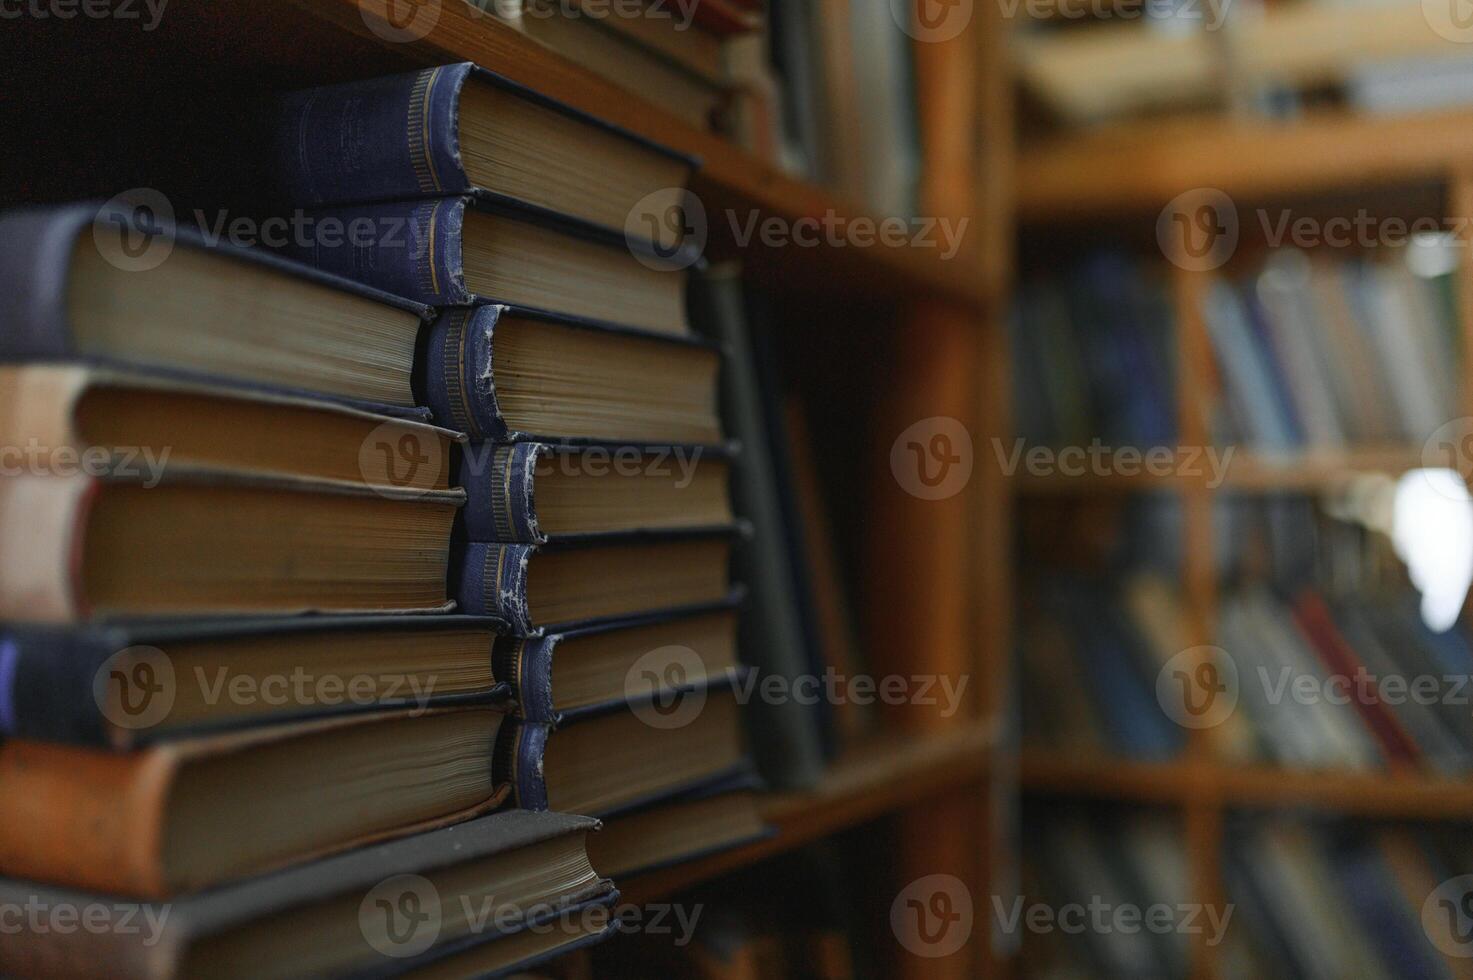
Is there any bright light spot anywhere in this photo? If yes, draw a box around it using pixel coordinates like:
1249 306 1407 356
1406 232 1460 279
1393 470 1473 632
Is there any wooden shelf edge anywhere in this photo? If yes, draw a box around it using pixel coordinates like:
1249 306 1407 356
1020 751 1473 819
1017 109 1473 220
622 723 996 901
289 0 989 307
1011 447 1426 496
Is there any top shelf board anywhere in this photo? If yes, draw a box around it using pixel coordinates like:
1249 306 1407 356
1016 109 1473 221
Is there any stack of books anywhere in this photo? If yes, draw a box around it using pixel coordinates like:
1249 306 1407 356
0 205 615 975
0 57 790 976
264 64 771 879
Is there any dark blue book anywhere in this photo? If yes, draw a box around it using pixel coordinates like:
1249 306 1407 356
495 599 743 725
0 615 514 750
282 194 694 334
417 304 723 444
0 202 434 417
452 531 737 635
267 63 696 254
495 676 751 817
587 769 771 880
455 441 733 545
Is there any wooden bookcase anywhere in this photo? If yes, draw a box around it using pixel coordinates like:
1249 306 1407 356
1013 112 1473 980
9 1 1014 975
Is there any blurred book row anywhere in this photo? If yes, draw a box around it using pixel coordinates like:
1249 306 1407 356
1011 244 1462 452
1022 809 1473 980
1020 570 1473 772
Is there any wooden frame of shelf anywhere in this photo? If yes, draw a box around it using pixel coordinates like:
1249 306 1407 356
1012 446 1430 495
1017 108 1473 219
1021 752 1473 821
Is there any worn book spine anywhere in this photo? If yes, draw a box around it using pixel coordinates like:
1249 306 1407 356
495 719 551 811
270 64 473 207
454 542 535 633
458 443 543 544
284 196 470 306
421 305 508 441
494 635 558 724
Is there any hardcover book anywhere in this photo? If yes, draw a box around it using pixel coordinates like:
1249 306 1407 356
0 614 511 748
0 204 433 415
284 195 691 335
497 682 750 815
420 304 722 444
497 602 743 724
0 706 510 898
458 443 731 544
453 531 735 634
587 772 770 879
0 364 461 494
0 809 612 979
0 471 463 623
268 62 695 251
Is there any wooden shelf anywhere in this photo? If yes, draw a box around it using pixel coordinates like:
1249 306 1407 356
622 723 996 901
1020 751 1473 820
1016 109 1473 220
142 0 988 308
1012 446 1426 495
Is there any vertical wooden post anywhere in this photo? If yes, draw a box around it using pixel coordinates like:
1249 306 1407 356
1168 202 1224 980
975 1 1018 976
1452 170 1473 422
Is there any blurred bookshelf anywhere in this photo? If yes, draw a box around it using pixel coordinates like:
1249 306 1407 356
1012 49 1473 977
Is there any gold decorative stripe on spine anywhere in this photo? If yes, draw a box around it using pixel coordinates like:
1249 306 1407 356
405 68 444 195
496 447 517 542
439 310 478 438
